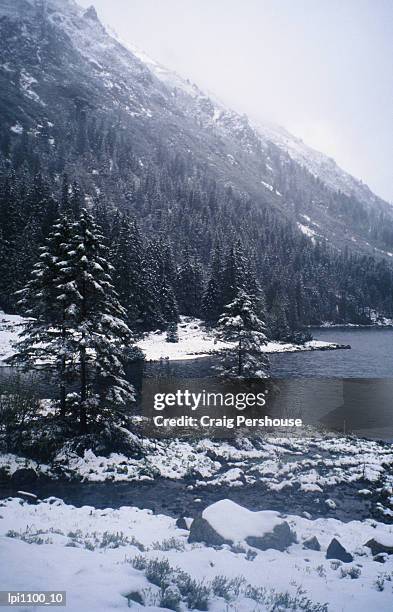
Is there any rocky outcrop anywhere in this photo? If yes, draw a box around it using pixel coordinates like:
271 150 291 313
188 500 296 552
10 468 38 484
365 538 393 556
303 536 321 551
326 538 353 563
188 517 231 546
246 522 296 552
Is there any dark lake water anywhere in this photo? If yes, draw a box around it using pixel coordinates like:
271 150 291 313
1 328 393 440
270 327 393 378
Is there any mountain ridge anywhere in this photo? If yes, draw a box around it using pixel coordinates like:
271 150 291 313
1 0 393 327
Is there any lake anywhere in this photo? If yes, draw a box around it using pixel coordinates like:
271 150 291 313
1 327 393 440
270 327 393 378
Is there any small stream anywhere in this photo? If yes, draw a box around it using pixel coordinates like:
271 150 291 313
0 475 380 524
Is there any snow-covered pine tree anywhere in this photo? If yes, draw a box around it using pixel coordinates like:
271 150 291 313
160 275 179 324
166 321 179 343
202 244 224 323
64 209 135 433
176 251 204 317
215 291 269 379
10 214 75 417
221 240 248 307
111 216 147 329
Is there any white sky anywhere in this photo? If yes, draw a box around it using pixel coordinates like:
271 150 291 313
79 0 393 202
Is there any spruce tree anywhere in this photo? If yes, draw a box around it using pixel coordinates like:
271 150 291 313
215 291 269 379
202 244 224 323
64 209 135 433
10 214 76 417
12 210 135 434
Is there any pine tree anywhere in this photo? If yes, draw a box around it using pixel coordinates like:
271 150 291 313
10 214 76 417
202 244 224 323
64 209 135 433
111 216 147 328
166 321 179 343
12 210 135 434
160 276 179 324
215 291 269 379
176 251 204 317
221 240 247 306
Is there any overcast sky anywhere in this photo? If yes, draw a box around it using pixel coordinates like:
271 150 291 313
79 0 392 202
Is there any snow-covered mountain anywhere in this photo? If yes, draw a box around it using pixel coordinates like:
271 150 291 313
1 0 392 259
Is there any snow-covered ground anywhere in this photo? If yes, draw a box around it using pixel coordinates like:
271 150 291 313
0 313 343 364
0 313 25 363
137 317 341 361
1 495 393 611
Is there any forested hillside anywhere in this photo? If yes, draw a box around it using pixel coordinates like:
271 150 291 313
1 0 393 337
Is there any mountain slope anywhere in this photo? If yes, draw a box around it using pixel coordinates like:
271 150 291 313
1 0 393 260
1 0 393 327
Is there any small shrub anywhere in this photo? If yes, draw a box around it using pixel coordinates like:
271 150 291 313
160 585 182 611
245 548 257 561
330 560 342 570
152 537 185 551
145 558 172 589
375 575 385 591
211 575 245 600
340 566 361 579
131 554 147 571
315 565 326 578
184 580 210 611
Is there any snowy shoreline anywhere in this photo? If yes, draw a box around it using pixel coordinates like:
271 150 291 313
137 317 349 362
0 313 349 365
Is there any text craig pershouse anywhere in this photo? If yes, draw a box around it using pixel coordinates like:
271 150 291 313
141 378 303 438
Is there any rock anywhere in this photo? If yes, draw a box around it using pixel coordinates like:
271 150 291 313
124 591 143 606
189 500 296 552
325 498 336 510
326 538 353 563
246 521 296 552
10 468 38 484
373 553 388 563
364 538 393 556
176 516 192 530
17 491 39 504
303 536 321 551
188 517 231 546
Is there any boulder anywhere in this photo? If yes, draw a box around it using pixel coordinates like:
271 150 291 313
326 538 353 563
188 517 231 546
246 521 296 552
303 536 321 551
11 468 38 484
188 499 296 551
365 538 393 556
176 516 192 530
373 553 388 563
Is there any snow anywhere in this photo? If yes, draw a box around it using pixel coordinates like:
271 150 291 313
19 69 45 105
202 499 282 542
260 180 274 192
0 312 26 362
10 122 23 134
297 222 318 239
137 316 341 362
1 496 393 611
